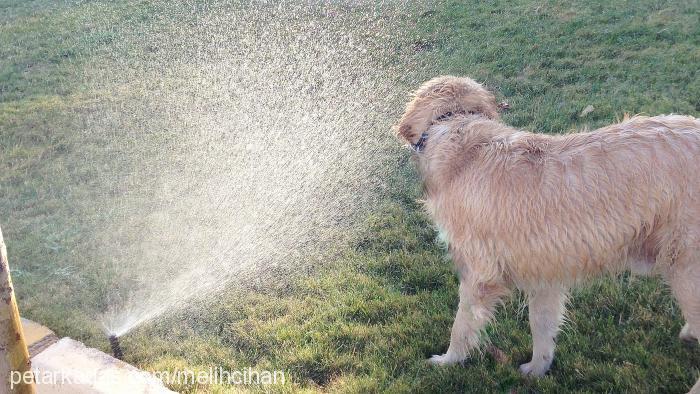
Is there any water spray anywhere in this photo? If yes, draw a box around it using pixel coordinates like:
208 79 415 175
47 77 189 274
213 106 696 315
90 1 420 338
109 335 123 360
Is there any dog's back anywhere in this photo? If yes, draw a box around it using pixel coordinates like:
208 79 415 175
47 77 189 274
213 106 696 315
426 114 700 287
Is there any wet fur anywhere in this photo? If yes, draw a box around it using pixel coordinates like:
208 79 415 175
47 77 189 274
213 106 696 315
395 76 700 392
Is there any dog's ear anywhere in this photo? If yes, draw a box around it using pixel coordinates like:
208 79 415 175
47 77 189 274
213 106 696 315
394 95 435 145
394 76 499 144
448 78 499 120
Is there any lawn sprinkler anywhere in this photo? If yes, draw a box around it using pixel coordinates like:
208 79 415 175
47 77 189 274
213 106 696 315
109 335 124 360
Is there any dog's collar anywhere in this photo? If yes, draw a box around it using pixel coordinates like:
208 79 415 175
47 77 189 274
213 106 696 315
434 111 454 123
412 112 457 153
412 132 429 152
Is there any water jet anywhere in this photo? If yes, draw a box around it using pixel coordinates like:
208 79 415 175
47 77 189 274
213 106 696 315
82 0 422 339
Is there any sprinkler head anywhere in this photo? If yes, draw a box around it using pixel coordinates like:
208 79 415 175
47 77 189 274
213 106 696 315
109 335 123 360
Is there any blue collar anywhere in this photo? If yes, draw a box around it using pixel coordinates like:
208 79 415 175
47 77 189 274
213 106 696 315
412 112 460 153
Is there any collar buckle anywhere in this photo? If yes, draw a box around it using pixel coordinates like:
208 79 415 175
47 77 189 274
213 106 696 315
412 132 429 153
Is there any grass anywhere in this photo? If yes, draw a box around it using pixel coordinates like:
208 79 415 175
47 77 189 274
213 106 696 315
2 0 700 392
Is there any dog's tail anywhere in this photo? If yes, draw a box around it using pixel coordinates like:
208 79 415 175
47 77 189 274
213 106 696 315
394 76 499 144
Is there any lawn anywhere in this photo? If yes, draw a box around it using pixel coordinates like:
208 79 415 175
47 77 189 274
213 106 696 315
1 0 699 392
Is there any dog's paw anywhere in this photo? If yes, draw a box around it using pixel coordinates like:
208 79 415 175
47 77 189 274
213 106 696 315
519 361 550 377
680 324 697 343
427 353 461 366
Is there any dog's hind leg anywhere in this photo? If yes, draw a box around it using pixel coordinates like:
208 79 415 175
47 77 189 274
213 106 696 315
520 285 568 377
428 277 510 366
668 257 700 393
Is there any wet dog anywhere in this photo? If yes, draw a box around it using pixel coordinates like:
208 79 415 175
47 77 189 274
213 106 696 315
395 76 700 390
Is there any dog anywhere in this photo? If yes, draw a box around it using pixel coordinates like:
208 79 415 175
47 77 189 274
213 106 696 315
395 76 700 391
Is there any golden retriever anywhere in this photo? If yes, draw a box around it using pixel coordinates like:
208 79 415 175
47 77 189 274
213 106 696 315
395 76 700 391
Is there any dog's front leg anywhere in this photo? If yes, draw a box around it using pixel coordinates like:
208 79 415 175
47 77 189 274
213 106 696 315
429 279 509 366
520 286 568 377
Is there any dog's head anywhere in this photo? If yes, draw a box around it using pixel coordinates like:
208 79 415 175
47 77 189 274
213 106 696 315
394 76 499 147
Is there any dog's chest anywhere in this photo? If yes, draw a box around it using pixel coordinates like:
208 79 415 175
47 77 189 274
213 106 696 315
425 197 453 247
436 225 449 247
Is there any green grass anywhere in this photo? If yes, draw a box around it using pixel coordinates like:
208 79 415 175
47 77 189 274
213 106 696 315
2 0 700 392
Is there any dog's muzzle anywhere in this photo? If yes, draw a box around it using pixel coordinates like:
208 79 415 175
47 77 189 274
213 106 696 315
412 132 428 153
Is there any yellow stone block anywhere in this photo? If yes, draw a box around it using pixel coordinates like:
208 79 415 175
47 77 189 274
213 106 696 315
20 319 57 357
